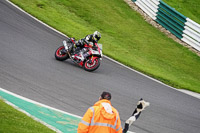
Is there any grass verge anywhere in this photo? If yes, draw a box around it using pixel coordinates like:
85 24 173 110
9 0 200 93
0 99 55 133
163 0 200 24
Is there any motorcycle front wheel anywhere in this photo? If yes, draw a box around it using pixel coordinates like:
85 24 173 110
55 46 69 61
83 58 100 72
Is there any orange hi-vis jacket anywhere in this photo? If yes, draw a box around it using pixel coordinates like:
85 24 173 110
77 99 122 133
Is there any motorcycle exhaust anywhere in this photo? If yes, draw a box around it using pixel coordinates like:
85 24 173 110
62 40 78 64
63 40 68 50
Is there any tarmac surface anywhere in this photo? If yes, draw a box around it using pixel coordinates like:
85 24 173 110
0 0 200 132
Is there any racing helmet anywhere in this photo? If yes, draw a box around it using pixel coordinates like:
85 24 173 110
93 31 101 41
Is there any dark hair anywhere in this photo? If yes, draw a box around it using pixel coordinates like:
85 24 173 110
101 91 111 100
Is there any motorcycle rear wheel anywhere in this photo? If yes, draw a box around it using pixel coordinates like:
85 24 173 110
83 58 100 72
55 46 69 61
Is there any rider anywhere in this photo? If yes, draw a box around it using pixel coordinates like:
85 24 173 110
73 31 101 61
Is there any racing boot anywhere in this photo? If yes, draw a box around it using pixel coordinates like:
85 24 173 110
76 53 85 61
76 52 92 61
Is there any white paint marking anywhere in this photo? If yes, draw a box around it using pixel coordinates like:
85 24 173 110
0 87 135 133
0 87 82 118
6 101 62 133
0 88 62 133
6 0 200 100
105 56 200 99
6 0 67 38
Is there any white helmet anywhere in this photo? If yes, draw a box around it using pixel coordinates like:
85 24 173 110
93 31 101 41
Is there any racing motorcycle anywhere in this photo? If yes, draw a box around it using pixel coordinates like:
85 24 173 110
55 38 103 72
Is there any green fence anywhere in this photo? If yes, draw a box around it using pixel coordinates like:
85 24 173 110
155 1 187 39
132 0 200 51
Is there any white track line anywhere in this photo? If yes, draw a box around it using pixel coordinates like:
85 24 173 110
6 0 200 99
0 87 64 133
0 87 82 118
0 87 135 133
4 0 199 132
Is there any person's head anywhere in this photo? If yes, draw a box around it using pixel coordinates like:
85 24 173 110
93 31 101 42
99 91 111 100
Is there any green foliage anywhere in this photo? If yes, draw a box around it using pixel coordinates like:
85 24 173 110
10 0 200 93
36 0 48 8
0 99 55 133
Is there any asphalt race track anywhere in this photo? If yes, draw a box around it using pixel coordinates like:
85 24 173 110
0 0 200 133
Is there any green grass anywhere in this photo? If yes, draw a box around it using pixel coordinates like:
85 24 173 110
10 0 200 93
163 0 200 24
0 99 55 133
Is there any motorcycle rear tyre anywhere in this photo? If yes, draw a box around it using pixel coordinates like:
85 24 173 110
55 46 69 61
